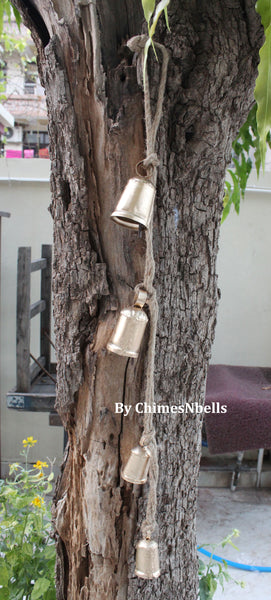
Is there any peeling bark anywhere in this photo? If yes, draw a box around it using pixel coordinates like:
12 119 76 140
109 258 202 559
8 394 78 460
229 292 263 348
11 1 263 599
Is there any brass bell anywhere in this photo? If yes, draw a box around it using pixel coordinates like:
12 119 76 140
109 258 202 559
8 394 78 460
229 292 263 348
111 178 155 230
121 445 151 484
107 289 148 358
135 539 160 579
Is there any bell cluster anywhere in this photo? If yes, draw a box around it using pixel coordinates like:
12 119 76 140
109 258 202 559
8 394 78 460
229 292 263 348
106 178 160 580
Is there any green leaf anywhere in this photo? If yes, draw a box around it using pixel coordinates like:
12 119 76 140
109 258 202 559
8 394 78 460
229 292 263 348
43 544 56 560
149 0 170 38
143 37 152 89
227 169 241 214
48 472 54 482
22 541 33 557
12 589 25 600
6 548 21 567
0 588 9 600
164 6 170 30
0 563 10 586
1 517 19 528
44 483 53 494
198 558 206 575
256 0 271 29
207 571 218 595
0 2 4 38
254 23 271 169
12 6 22 30
5 0 11 19
31 577 51 600
44 589 56 600
199 577 211 600
222 570 231 582
142 0 156 24
218 571 225 588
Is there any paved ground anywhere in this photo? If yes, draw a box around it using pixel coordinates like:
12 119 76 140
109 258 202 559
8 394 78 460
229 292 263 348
197 488 271 600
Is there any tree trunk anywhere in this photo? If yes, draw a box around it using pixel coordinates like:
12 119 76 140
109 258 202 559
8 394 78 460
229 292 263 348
12 1 262 599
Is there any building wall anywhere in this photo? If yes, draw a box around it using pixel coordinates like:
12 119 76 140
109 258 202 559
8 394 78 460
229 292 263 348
0 159 62 475
0 161 271 473
211 169 271 366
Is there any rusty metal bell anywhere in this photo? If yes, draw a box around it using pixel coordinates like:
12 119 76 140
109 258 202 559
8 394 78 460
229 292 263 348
121 445 151 485
111 178 155 230
135 539 160 579
107 289 148 358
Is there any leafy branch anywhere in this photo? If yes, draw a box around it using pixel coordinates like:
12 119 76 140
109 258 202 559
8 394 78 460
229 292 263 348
141 0 170 87
223 0 271 221
222 103 268 221
254 0 271 169
0 0 21 36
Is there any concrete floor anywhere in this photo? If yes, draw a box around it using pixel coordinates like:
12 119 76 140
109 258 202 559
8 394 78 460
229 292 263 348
197 488 271 599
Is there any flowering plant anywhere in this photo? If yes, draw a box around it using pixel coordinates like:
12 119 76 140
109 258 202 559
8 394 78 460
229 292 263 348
198 530 245 600
0 437 56 599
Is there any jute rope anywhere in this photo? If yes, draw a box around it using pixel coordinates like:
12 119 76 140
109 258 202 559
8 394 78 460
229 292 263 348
128 35 169 540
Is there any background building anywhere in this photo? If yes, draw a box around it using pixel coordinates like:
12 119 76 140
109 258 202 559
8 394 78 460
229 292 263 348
0 20 49 158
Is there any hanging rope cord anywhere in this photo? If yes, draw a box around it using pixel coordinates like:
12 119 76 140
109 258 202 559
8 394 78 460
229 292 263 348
128 35 169 540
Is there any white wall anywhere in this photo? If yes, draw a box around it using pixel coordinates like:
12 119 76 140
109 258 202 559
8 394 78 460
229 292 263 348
211 169 271 366
0 159 63 475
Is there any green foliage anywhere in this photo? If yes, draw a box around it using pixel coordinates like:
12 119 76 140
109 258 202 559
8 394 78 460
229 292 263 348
0 0 21 36
256 0 271 29
198 530 245 600
0 438 56 600
223 1 271 222
254 0 271 169
141 0 170 87
142 0 156 25
222 103 271 221
0 0 34 103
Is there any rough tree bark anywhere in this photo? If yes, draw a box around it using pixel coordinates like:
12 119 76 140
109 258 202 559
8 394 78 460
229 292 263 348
12 1 262 599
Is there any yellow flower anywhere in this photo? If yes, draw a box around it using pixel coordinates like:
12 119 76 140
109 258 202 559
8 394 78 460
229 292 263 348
22 436 37 447
9 462 19 471
33 460 48 470
32 497 44 508
9 462 20 475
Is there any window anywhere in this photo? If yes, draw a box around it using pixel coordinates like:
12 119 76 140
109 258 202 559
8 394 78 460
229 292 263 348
24 61 37 95
23 130 49 158
0 60 7 94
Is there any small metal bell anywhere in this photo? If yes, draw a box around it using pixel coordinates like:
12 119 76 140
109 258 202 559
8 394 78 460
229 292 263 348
121 445 151 484
107 289 148 358
135 539 160 579
111 178 155 231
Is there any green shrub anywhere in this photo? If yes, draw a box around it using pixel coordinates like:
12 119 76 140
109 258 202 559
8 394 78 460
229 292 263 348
198 530 245 600
0 437 56 600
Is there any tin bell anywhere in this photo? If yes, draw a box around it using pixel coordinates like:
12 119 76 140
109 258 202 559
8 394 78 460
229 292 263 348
107 289 148 359
135 539 160 579
121 445 151 484
111 178 155 231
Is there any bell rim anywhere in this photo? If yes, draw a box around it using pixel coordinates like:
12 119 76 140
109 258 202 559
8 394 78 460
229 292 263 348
111 211 149 230
121 470 148 485
134 568 161 579
106 341 138 359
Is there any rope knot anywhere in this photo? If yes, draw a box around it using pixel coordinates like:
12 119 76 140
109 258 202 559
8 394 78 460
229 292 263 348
143 153 160 170
126 34 148 55
140 429 156 448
